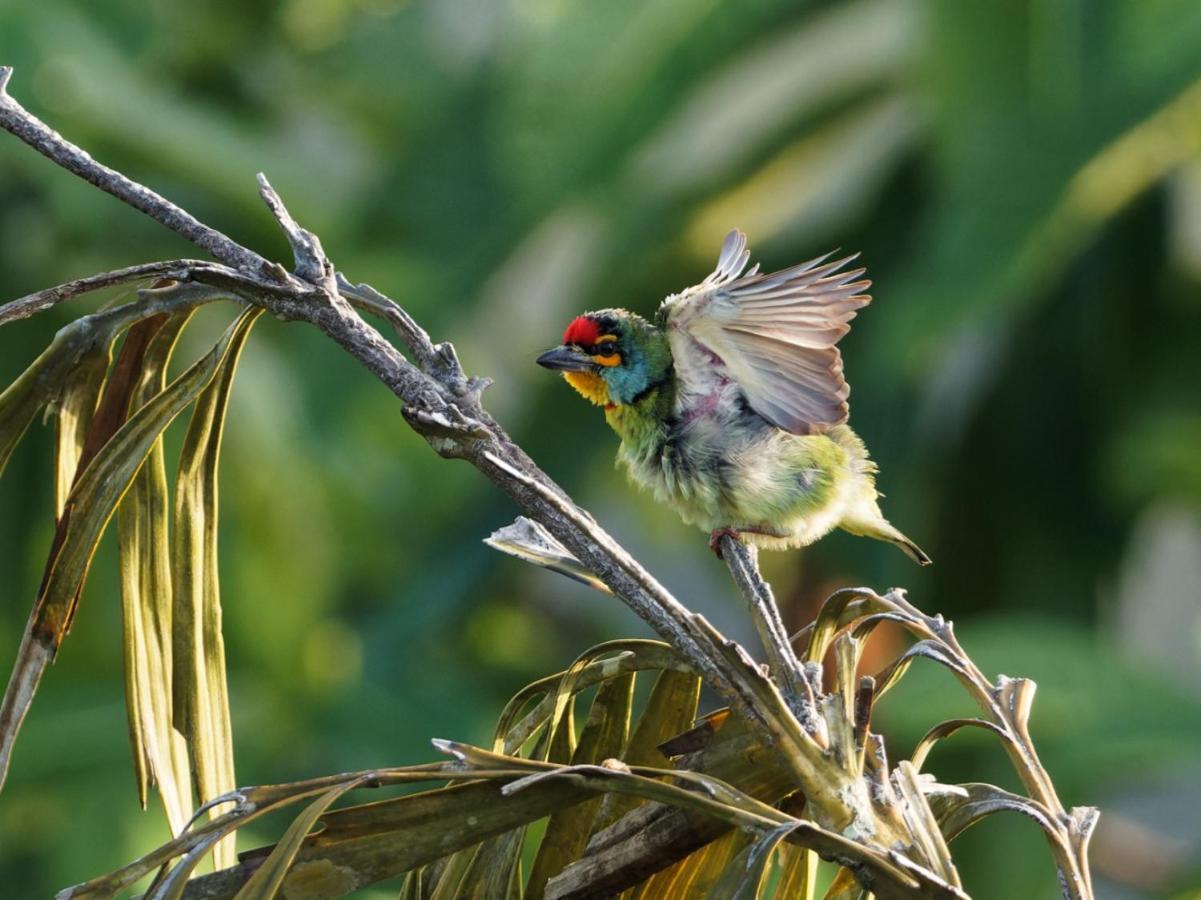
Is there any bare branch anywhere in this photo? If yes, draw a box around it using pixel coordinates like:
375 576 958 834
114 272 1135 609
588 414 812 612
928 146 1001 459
0 260 213 326
255 173 340 299
719 537 817 725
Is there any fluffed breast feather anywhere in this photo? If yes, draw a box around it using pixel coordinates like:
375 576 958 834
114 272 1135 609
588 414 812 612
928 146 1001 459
660 229 871 436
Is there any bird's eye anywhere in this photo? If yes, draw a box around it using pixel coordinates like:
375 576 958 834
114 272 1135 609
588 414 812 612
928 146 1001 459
594 342 618 357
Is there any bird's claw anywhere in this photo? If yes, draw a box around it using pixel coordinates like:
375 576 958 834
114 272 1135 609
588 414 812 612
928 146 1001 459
709 527 743 559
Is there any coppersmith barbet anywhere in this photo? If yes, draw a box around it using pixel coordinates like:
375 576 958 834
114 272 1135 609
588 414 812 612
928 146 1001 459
536 230 930 564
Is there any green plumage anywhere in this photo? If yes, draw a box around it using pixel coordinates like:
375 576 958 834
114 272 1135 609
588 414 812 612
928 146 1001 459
538 234 929 564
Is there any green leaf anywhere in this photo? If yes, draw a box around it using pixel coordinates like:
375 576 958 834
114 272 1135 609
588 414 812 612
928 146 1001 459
232 774 372 900
524 672 635 900
117 311 195 832
171 306 262 869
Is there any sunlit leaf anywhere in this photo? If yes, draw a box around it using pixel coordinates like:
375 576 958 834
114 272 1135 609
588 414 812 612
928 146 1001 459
593 667 700 831
117 310 195 832
52 340 112 518
629 829 752 900
707 820 797 900
171 306 262 869
0 312 237 792
775 841 818 900
525 672 635 900
232 774 371 900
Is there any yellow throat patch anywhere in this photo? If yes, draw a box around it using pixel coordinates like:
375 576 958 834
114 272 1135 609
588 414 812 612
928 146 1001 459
563 371 611 407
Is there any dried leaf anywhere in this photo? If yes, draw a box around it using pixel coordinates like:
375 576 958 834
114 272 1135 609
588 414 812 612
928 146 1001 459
593 668 701 831
926 781 1061 846
775 841 818 900
172 307 262 869
453 829 525 900
821 867 865 900
485 516 611 594
0 314 240 792
909 717 1010 771
802 587 893 664
232 774 371 900
118 310 196 831
525 672 635 899
497 640 686 756
708 821 797 899
893 761 960 887
630 829 752 899
53 341 112 518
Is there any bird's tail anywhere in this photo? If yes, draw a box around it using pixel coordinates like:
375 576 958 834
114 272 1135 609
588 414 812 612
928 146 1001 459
888 529 932 566
841 515 932 566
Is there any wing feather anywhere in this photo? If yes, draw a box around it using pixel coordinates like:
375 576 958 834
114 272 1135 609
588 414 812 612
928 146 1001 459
662 229 871 435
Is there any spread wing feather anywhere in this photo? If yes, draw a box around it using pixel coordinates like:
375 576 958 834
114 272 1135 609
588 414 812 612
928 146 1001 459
661 229 871 435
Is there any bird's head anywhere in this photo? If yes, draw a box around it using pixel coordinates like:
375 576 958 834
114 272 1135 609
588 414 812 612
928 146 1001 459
537 310 670 408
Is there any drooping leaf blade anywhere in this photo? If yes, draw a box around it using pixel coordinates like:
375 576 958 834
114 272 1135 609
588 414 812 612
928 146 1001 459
593 667 701 832
172 307 262 869
628 829 753 900
707 821 797 900
775 841 818 900
232 774 372 900
0 312 234 791
118 310 196 832
52 341 113 518
524 672 635 900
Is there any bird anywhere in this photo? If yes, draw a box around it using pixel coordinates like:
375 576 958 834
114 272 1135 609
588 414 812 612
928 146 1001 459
536 229 930 564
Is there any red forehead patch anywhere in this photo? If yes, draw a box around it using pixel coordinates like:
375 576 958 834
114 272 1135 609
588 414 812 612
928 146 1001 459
563 315 601 346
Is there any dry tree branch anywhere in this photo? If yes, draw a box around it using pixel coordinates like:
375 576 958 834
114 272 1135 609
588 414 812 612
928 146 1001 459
719 537 818 726
0 260 215 326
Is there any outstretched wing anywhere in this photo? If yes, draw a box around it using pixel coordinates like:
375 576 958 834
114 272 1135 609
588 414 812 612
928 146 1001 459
660 229 870 435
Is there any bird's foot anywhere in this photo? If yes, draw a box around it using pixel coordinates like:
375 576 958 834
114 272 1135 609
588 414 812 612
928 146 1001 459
708 527 745 559
709 525 790 558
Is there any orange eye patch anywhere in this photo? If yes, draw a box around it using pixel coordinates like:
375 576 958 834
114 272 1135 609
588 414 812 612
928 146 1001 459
590 334 621 367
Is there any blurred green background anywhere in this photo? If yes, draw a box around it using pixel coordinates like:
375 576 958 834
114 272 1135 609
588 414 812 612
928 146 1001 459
2 0 1201 897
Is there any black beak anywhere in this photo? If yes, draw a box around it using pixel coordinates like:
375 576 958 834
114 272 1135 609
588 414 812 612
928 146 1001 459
536 345 595 373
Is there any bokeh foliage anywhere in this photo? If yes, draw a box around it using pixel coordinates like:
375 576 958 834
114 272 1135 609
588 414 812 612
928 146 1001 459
2 0 1200 896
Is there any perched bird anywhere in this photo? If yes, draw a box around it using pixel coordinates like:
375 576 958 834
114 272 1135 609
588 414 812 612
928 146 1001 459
536 229 930 564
